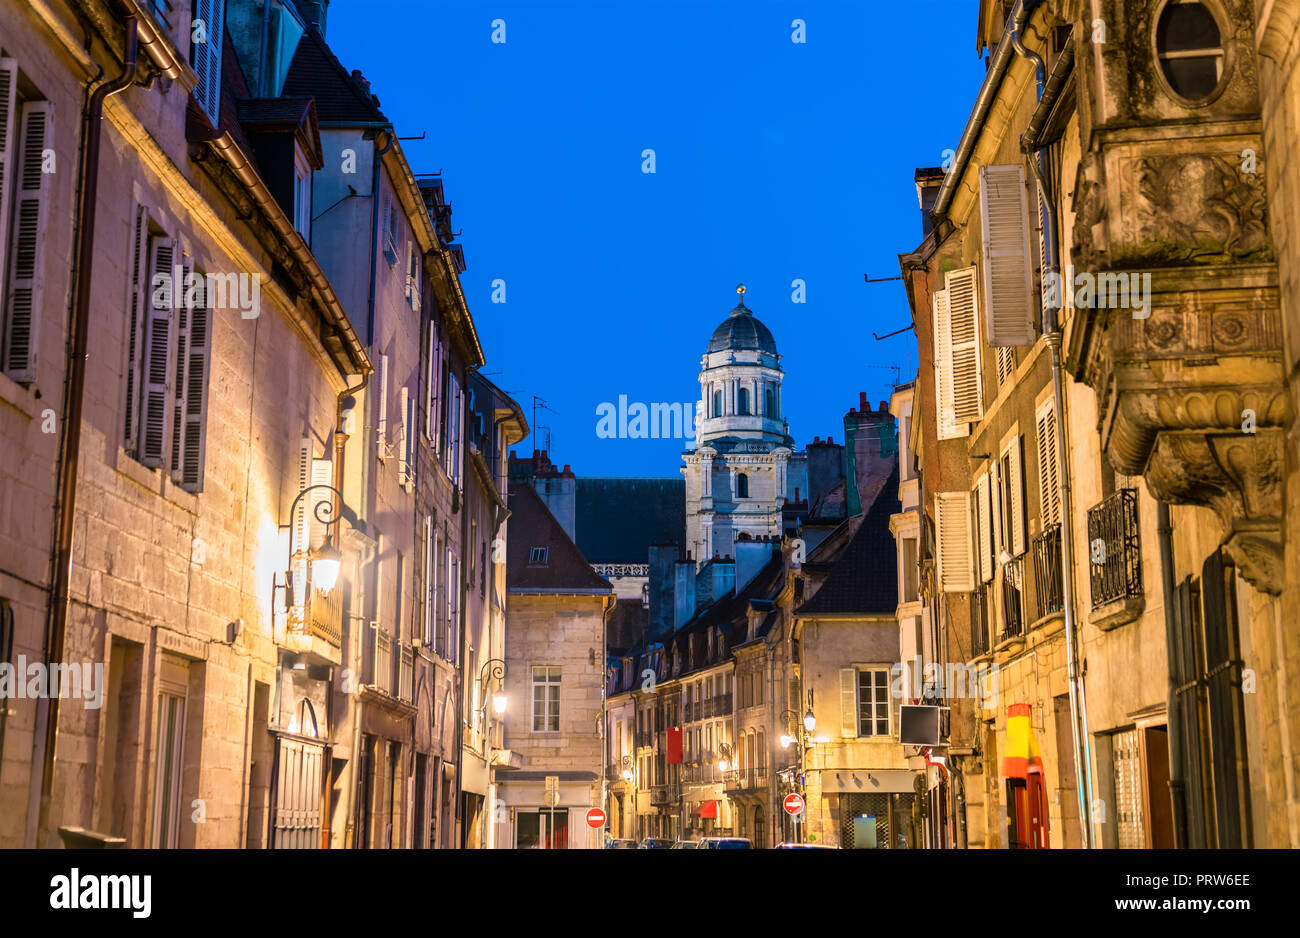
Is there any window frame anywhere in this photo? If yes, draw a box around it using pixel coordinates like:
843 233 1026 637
856 667 891 738
1153 0 1229 106
531 665 561 733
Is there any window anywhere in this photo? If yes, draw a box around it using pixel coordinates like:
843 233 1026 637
713 389 722 417
375 353 388 460
934 491 974 592
532 666 560 732
399 385 414 490
1156 1 1224 101
445 547 458 663
764 387 775 417
292 149 311 240
528 546 549 566
425 323 442 449
933 266 984 440
979 164 1035 347
736 473 748 499
405 240 422 312
1035 402 1061 527
738 387 750 415
1 88 53 383
857 669 890 737
151 655 190 848
422 516 435 646
446 371 463 485
998 436 1027 556
901 537 919 602
190 0 225 126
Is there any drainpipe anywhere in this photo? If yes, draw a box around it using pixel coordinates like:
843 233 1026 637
28 14 138 849
1009 5 1097 849
1157 501 1188 847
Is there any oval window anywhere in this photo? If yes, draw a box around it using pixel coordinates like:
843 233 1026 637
1156 2 1225 101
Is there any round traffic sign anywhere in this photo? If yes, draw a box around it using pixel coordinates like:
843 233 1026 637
783 793 805 816
586 807 607 829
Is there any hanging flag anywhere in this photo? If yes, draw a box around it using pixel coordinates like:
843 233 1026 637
1002 702 1044 779
667 726 683 764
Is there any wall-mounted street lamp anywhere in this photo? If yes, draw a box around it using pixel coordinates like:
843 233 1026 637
478 658 507 716
620 755 633 782
276 483 347 619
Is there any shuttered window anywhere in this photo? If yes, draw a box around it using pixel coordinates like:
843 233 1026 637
124 206 150 450
424 324 440 446
422 516 435 646
446 548 458 664
996 346 1016 387
999 436 1027 557
446 371 463 485
976 471 994 583
0 60 17 303
979 164 1035 347
398 385 412 489
405 241 422 312
935 491 975 593
932 289 964 440
1036 401 1061 527
946 266 984 424
140 238 177 467
375 353 388 458
857 669 890 737
170 262 212 491
839 669 857 739
190 0 225 127
2 100 53 382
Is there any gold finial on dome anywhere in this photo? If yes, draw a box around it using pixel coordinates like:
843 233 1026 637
736 283 746 296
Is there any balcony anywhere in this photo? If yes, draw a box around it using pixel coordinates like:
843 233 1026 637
308 583 342 647
1000 558 1026 642
1031 525 1064 622
970 582 991 658
650 784 670 805
366 624 393 696
1087 488 1145 629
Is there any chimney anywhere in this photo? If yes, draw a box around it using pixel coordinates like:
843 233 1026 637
859 391 868 413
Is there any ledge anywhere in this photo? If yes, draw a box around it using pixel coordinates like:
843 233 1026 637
1090 595 1144 631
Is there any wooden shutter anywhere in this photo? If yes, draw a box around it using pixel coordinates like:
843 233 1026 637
979 164 1035 347
935 491 975 592
946 266 984 424
192 0 224 126
977 472 994 583
171 259 194 476
291 439 312 614
0 59 18 293
140 237 177 467
1036 402 1060 527
422 516 434 645
123 205 150 450
3 101 53 382
933 288 963 440
1008 436 1027 556
177 270 211 490
308 457 333 550
398 385 413 489
424 326 438 443
997 346 1015 387
839 668 858 739
375 353 388 454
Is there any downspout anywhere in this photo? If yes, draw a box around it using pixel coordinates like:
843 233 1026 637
1010 5 1097 849
454 395 470 847
29 15 138 849
1157 501 1188 847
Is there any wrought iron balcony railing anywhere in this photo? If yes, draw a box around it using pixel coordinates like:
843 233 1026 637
970 581 991 658
1001 558 1026 641
1031 525 1064 621
1087 489 1143 609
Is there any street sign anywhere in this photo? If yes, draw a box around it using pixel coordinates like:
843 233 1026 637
586 807 606 829
783 792 805 816
544 775 560 807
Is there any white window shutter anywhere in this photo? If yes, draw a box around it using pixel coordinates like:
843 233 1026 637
398 385 411 488
3 101 53 382
192 0 224 126
124 205 150 451
979 164 1035 347
1036 403 1061 527
933 288 963 440
1008 436 1027 556
997 346 1015 387
935 491 975 593
977 472 993 584
140 237 177 467
945 266 984 424
0 59 19 293
839 668 858 739
171 258 195 477
375 353 388 453
424 326 437 442
308 457 333 551
423 516 434 646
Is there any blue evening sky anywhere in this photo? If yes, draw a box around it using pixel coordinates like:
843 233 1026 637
328 0 988 476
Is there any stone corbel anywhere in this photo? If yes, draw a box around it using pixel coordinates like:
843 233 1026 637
1142 429 1285 594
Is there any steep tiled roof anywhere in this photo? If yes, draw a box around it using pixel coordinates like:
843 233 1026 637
281 25 386 124
795 462 900 616
575 478 685 563
507 483 611 593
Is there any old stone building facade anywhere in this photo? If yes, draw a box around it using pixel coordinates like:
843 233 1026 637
897 0 1300 849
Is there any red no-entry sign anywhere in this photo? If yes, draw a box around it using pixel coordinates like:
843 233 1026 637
586 807 607 828
783 793 805 816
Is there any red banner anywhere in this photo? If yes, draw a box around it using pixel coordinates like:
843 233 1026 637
667 726 682 764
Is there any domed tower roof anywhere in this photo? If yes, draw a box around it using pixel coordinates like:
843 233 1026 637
707 285 778 355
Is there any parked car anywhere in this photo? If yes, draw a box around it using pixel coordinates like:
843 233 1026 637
638 837 674 849
774 841 838 849
605 839 638 849
698 836 753 849
670 840 700 849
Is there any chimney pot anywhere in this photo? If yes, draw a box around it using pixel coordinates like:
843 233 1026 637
860 391 868 411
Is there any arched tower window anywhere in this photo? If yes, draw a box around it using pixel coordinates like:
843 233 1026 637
713 389 723 417
738 388 750 415
764 387 775 417
737 473 749 498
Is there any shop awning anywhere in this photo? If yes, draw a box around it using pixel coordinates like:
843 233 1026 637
695 800 718 819
1002 703 1044 780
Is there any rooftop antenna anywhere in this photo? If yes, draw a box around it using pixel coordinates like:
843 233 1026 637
531 395 557 450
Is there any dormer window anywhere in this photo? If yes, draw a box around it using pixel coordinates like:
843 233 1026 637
528 546 549 566
293 148 312 240
1155 1 1225 102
